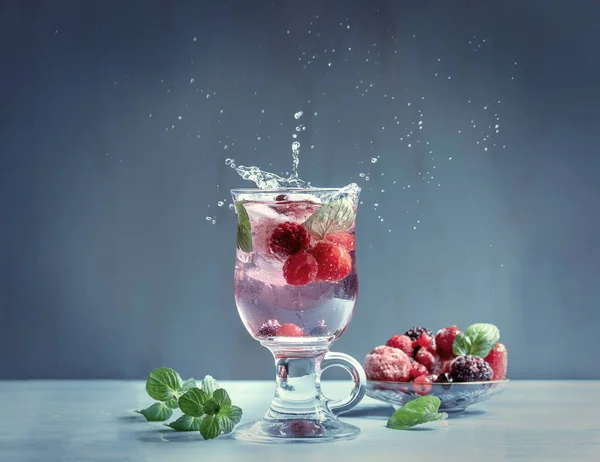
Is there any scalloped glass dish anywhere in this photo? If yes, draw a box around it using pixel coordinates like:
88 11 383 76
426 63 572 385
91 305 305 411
366 379 509 414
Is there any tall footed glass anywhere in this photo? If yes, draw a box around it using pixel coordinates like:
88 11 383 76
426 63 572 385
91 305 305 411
231 186 366 443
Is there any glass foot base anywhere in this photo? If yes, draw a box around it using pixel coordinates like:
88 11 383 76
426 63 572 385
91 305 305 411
232 417 361 443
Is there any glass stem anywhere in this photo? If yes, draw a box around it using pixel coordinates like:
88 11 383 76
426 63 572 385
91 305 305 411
267 349 328 417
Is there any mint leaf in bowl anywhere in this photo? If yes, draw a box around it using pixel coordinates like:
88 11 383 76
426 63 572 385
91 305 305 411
452 323 500 358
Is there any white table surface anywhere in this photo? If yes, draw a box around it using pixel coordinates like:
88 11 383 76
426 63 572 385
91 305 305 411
0 380 598 461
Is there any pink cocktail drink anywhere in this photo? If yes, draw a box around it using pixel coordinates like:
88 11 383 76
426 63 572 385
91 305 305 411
231 186 365 443
233 189 358 343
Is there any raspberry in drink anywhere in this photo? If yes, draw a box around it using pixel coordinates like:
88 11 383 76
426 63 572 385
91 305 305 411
232 188 359 343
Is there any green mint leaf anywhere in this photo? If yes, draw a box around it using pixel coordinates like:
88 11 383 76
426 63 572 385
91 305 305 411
225 405 243 425
179 388 209 417
203 398 220 416
200 375 219 396
218 404 243 433
212 388 232 408
178 378 197 395
134 402 173 422
235 203 252 252
199 415 221 440
452 332 471 356
217 415 236 434
386 396 448 430
463 323 500 358
145 367 182 402
165 398 179 409
303 198 355 239
165 415 202 432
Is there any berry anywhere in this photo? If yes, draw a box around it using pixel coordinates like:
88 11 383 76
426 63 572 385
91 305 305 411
484 342 508 380
435 372 452 383
257 319 281 337
269 222 311 257
324 232 356 252
276 323 305 337
434 357 454 375
404 326 433 341
309 321 331 337
309 241 352 282
435 372 453 390
412 375 433 396
385 335 414 357
435 325 461 358
275 194 288 201
283 251 318 286
410 362 428 379
417 333 432 349
252 218 279 258
449 355 493 382
364 345 412 382
415 348 436 372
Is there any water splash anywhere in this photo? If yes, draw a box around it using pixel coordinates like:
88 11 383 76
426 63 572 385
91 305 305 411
226 112 309 189
226 158 307 189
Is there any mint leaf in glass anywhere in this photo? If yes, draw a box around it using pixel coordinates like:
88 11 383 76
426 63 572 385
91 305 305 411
179 388 210 417
386 396 448 430
135 402 173 422
145 367 182 402
203 398 220 416
200 375 219 396
235 203 252 252
200 415 221 440
303 198 355 239
165 415 202 432
464 323 500 358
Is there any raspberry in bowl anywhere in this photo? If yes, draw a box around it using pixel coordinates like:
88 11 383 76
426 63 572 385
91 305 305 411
365 323 509 414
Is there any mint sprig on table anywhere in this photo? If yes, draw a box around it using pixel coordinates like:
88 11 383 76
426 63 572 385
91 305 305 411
134 367 243 440
452 323 500 358
387 396 448 430
303 198 355 239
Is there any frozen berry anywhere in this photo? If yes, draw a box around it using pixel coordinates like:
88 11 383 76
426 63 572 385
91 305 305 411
283 251 318 286
324 232 356 252
434 357 454 375
309 241 352 282
269 222 311 257
450 355 493 382
309 321 331 337
435 325 461 358
412 375 433 396
404 326 433 341
275 194 288 201
435 372 453 390
252 218 279 257
364 345 412 382
484 342 508 380
415 348 436 372
257 319 281 337
417 333 432 349
276 323 305 337
385 335 414 357
410 362 428 379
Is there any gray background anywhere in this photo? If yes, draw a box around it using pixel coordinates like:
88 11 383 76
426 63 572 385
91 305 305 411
1 0 598 380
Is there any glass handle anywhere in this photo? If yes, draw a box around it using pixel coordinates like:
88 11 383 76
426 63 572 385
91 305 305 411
320 351 367 416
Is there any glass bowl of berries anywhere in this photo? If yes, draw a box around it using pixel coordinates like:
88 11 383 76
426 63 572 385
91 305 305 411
364 324 509 414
